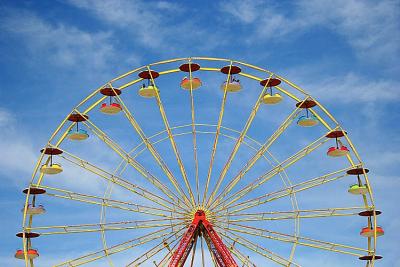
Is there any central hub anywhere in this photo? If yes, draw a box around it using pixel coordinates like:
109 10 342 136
195 209 206 218
193 209 206 224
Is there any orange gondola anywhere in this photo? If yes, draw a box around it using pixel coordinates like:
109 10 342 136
100 102 122 114
360 226 384 237
181 77 202 90
15 249 39 260
179 62 202 90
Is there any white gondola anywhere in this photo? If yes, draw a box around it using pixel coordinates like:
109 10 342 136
22 204 46 215
220 81 241 92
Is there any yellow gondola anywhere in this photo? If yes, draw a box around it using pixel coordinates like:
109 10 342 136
297 115 319 127
139 84 158 98
348 184 368 195
262 93 283 104
40 163 63 175
67 129 89 141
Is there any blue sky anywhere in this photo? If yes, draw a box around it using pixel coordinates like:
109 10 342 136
0 0 399 266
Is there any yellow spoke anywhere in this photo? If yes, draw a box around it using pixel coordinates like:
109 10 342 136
147 66 196 207
186 60 201 205
200 236 205 267
73 108 191 209
210 99 306 209
216 166 353 214
202 61 233 207
54 226 184 267
189 234 198 267
212 129 334 211
223 238 256 267
206 73 274 208
155 237 180 267
216 206 368 222
126 227 185 266
222 222 368 256
217 228 301 266
108 86 193 208
36 184 184 218
27 219 184 236
57 147 186 212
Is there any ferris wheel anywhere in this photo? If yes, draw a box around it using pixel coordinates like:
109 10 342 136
18 57 383 266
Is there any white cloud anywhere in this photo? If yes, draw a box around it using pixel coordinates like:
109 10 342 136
219 0 264 24
0 108 37 185
0 107 137 199
308 72 400 103
367 152 400 171
67 0 227 53
221 0 400 66
154 1 181 12
297 0 400 63
0 108 15 127
0 8 119 72
280 62 400 104
67 0 176 48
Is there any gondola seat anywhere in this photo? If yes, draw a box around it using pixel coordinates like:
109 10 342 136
181 77 202 90
100 103 122 114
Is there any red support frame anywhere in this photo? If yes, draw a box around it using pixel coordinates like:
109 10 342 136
169 210 238 267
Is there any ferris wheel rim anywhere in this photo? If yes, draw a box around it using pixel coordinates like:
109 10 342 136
21 56 380 266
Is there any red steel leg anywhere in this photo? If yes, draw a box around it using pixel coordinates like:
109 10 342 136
169 210 238 267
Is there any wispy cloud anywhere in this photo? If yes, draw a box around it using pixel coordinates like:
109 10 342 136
67 0 184 49
0 108 37 185
306 72 400 103
0 1 398 265
296 0 400 64
220 0 400 68
0 8 121 73
67 0 227 54
219 0 264 24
